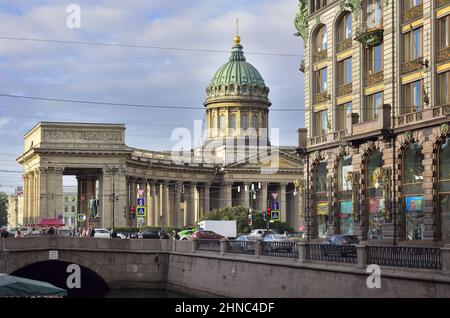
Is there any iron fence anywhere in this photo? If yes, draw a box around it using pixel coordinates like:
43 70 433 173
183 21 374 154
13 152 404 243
227 241 256 255
305 244 357 264
261 242 298 259
367 246 442 270
194 239 220 252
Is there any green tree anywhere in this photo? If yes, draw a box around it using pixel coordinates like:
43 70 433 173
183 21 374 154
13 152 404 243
0 192 9 227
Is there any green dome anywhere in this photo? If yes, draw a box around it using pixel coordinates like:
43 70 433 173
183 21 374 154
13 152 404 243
210 44 266 87
206 41 269 100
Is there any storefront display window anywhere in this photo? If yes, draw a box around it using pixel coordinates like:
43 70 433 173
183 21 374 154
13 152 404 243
439 137 450 241
366 150 383 239
315 162 328 238
402 143 424 240
338 155 353 234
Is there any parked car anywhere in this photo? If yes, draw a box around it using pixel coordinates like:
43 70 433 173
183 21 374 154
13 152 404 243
177 228 196 240
8 227 31 237
57 228 72 237
321 235 359 257
191 230 223 240
138 229 169 239
263 234 293 252
233 235 260 251
249 229 279 238
93 228 111 238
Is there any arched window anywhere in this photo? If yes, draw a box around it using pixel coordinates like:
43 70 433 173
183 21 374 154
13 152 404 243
241 114 249 130
439 137 450 241
338 13 352 43
252 114 258 129
230 114 237 129
315 162 328 238
338 155 353 235
314 25 327 63
402 143 424 240
220 114 226 130
366 150 383 240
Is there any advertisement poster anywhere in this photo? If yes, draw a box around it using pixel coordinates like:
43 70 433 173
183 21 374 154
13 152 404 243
316 202 328 216
369 198 380 214
405 196 424 212
340 201 352 217
342 165 353 191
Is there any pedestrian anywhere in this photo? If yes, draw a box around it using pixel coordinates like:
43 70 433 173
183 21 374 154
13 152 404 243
15 229 21 238
47 227 55 236
89 227 95 237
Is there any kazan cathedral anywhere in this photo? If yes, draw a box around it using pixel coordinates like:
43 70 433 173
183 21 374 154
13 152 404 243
17 34 304 230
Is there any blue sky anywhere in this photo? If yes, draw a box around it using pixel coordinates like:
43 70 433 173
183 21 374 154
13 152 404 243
0 0 305 194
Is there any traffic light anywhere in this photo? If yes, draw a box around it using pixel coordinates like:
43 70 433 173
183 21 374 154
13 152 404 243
130 206 136 219
267 207 271 221
123 207 127 218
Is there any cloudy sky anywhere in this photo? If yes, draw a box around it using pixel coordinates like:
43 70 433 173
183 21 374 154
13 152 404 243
0 0 305 194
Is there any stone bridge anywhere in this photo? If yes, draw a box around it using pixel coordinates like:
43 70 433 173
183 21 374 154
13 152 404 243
2 237 450 297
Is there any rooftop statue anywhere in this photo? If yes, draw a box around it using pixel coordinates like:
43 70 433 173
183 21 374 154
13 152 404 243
294 0 309 46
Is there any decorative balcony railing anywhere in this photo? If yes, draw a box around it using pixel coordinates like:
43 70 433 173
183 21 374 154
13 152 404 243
314 50 328 63
337 38 352 53
437 0 450 8
365 71 384 87
355 22 384 48
402 4 423 24
308 134 329 146
397 110 424 126
314 92 330 105
401 57 423 75
438 46 450 64
333 130 346 141
433 104 450 117
336 83 352 97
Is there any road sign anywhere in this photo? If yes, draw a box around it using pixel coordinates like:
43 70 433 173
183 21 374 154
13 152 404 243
77 214 86 221
137 198 145 206
271 210 280 221
271 201 280 210
57 214 63 220
137 206 146 217
137 189 145 198
271 192 279 201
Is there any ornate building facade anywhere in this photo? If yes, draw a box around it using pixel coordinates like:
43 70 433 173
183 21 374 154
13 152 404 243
17 36 303 230
295 0 450 244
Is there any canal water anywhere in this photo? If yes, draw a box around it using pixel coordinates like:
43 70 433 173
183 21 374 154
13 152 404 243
105 289 200 298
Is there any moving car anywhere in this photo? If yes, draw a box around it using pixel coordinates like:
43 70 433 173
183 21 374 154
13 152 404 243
8 227 31 237
321 235 359 257
233 235 261 251
249 229 279 238
177 228 196 240
138 229 169 239
191 230 223 240
57 228 72 237
262 234 293 252
93 228 126 239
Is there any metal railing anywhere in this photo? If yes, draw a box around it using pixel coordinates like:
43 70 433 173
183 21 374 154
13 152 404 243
227 241 256 255
367 246 442 270
261 242 298 259
305 244 357 264
194 239 221 252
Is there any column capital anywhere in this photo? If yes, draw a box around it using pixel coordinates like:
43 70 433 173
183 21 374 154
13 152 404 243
223 182 233 187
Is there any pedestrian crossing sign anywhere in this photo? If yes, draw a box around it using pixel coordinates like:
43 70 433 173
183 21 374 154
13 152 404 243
271 210 280 222
137 206 146 217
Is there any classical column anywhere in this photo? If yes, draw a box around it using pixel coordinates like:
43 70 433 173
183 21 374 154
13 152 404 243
47 168 63 220
147 181 155 226
281 182 287 223
223 182 233 208
184 183 197 226
168 182 176 226
242 183 250 209
22 173 29 224
153 183 160 226
29 172 34 223
161 181 169 226
100 167 127 228
174 182 182 226
259 182 268 212
204 183 210 217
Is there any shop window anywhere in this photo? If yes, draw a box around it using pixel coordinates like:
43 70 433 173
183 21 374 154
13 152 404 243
315 162 328 238
402 143 424 240
366 150 384 240
439 137 450 241
338 155 353 235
